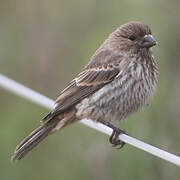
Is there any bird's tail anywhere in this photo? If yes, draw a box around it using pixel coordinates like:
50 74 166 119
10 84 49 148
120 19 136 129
11 119 59 161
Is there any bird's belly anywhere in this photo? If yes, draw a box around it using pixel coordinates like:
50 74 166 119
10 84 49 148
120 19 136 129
76 75 156 122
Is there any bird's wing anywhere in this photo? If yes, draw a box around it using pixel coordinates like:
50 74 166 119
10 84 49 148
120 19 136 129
42 49 123 122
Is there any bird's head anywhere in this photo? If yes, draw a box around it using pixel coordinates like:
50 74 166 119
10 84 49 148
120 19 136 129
108 21 157 52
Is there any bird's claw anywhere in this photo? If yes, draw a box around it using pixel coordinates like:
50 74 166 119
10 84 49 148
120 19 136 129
109 128 127 149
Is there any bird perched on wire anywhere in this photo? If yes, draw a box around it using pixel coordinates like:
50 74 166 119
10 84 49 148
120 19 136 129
12 21 158 161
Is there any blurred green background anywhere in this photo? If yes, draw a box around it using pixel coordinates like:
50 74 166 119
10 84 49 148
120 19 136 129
0 0 180 179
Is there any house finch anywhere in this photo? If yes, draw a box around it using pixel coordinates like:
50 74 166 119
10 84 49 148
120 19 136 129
12 21 158 161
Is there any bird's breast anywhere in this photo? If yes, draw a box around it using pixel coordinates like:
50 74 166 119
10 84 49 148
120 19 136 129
76 60 158 122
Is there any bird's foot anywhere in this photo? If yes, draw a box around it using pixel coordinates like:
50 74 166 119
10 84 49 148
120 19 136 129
109 127 126 149
100 120 127 149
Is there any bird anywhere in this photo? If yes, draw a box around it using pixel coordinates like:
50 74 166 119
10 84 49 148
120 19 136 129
12 21 158 161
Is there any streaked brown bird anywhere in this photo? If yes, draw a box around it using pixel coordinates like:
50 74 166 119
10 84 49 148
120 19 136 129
12 21 158 161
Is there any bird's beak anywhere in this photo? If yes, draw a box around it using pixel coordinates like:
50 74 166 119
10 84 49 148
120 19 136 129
141 34 157 48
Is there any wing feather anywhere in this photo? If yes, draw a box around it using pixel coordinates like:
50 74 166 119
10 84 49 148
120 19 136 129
42 48 123 122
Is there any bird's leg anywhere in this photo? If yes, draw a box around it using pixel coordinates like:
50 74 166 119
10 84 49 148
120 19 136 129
100 120 127 149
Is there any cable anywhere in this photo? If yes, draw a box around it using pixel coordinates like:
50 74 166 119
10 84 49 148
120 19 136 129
0 73 180 166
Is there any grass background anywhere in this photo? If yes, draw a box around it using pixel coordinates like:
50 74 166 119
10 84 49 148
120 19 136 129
0 0 180 179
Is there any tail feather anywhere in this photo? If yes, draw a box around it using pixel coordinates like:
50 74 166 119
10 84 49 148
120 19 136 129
11 120 58 161
15 125 45 152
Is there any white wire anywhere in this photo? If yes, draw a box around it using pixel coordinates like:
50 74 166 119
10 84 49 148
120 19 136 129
0 73 180 166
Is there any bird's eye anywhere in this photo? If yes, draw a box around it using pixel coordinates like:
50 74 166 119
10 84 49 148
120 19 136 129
129 35 136 41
